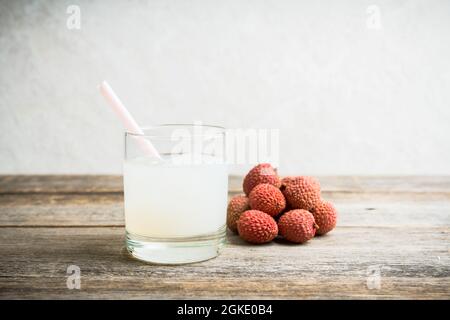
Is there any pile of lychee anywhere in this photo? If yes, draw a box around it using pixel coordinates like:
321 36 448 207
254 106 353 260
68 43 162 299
227 163 338 244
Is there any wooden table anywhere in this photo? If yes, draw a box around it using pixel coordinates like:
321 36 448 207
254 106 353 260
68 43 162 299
0 175 449 299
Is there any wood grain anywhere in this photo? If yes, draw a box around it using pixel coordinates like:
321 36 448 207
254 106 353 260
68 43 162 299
0 175 123 194
0 227 448 299
0 192 449 227
0 175 449 299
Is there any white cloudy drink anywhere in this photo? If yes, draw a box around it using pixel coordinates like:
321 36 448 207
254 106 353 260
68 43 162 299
124 155 228 238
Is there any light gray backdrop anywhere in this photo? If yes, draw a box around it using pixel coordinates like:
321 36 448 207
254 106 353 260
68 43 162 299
1 0 449 175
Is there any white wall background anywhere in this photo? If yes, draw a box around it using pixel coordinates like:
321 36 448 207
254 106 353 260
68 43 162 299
1 0 449 175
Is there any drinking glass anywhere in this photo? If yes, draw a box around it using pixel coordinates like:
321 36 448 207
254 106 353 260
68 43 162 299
124 124 228 264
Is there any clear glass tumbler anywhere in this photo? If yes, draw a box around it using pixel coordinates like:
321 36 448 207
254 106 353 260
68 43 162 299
123 124 228 264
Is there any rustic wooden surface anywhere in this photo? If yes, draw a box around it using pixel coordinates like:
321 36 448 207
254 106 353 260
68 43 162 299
0 175 449 299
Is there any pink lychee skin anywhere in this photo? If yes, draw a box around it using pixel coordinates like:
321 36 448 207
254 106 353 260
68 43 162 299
237 210 278 244
281 176 296 186
243 163 281 196
311 200 337 235
249 183 286 217
281 176 321 210
227 195 250 233
278 209 317 243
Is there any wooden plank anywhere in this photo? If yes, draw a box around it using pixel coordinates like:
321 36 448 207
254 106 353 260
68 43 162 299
0 194 124 227
306 176 450 194
0 175 123 194
0 227 448 299
2 175 450 194
0 175 448 299
0 192 448 227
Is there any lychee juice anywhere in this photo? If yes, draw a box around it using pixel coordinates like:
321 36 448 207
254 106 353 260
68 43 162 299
123 154 228 238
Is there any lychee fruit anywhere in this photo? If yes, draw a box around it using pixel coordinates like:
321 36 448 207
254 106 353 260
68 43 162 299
243 163 281 196
227 195 250 233
278 209 318 243
280 176 321 210
281 176 296 186
249 183 286 217
237 210 278 244
311 200 337 235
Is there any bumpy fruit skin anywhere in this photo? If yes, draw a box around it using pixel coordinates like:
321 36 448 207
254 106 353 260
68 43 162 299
243 163 281 196
237 210 278 244
227 195 250 233
311 201 337 235
249 183 286 217
278 209 317 243
281 176 321 210
281 176 296 186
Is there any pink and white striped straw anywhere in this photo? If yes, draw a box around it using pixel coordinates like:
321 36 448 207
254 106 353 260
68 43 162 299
99 81 161 159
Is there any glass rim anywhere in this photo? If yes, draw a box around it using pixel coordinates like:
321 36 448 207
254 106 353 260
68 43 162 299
125 123 226 138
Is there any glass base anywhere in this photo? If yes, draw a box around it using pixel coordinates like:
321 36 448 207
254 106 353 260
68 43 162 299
126 227 226 264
